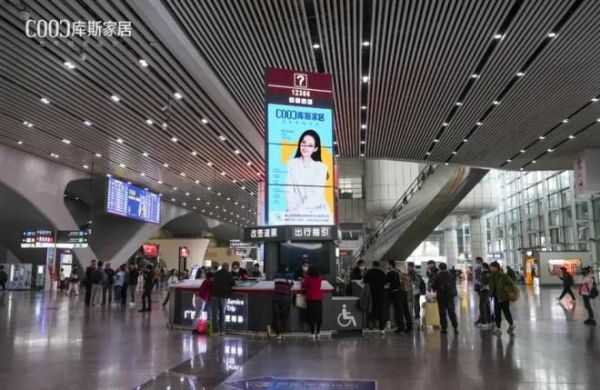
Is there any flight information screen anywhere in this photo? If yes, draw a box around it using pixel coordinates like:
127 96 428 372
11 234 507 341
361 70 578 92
106 177 161 224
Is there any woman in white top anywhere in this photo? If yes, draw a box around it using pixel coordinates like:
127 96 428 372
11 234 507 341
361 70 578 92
286 130 330 219
578 266 596 325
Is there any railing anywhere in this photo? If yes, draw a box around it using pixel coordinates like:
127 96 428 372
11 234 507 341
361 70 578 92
354 164 437 261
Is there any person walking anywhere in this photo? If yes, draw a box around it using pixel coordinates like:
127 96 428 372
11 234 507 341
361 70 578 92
139 265 154 312
211 262 235 335
102 263 114 305
0 265 8 290
84 259 97 306
489 261 517 335
477 263 492 328
579 266 596 325
557 267 575 302
68 266 80 296
473 256 485 325
59 268 66 293
127 264 139 307
114 265 126 304
385 260 406 333
192 272 213 331
407 262 425 320
363 261 387 334
432 263 459 334
302 265 324 339
269 265 294 340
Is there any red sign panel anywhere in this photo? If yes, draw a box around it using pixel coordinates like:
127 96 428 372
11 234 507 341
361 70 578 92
266 68 334 104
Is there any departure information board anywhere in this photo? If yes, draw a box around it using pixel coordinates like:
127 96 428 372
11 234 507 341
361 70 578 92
106 177 161 224
56 230 91 248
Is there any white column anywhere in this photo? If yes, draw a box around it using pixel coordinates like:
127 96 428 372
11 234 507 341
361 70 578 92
444 228 458 266
469 217 487 260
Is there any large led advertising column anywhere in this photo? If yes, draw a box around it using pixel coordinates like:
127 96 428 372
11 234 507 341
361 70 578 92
265 68 335 226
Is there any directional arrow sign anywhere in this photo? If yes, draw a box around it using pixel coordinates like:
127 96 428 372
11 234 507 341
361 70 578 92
225 376 377 389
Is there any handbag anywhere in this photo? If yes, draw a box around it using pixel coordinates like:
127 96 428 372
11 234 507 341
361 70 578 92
295 293 307 309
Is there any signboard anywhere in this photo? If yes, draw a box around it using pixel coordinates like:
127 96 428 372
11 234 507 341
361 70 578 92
55 230 90 248
244 226 336 242
330 298 362 330
226 377 376 390
21 229 55 248
244 226 283 242
224 294 248 331
106 177 161 224
266 68 335 226
290 225 333 241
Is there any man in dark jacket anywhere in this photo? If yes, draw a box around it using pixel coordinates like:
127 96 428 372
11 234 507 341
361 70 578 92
350 260 367 280
139 265 154 312
558 267 575 301
363 261 387 334
432 263 459 334
84 259 97 306
385 260 406 333
211 262 235 335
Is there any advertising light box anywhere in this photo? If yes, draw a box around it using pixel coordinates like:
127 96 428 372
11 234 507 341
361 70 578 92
266 68 336 226
106 177 161 224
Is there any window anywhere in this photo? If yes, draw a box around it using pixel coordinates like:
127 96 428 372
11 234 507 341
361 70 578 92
562 208 572 226
548 193 559 208
339 177 363 199
549 228 560 244
577 222 590 241
548 210 560 227
560 189 571 205
576 202 589 220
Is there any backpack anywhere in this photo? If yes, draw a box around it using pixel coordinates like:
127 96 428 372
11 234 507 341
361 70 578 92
91 268 103 284
590 278 599 299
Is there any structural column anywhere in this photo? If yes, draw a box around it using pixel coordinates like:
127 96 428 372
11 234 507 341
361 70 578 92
469 216 487 260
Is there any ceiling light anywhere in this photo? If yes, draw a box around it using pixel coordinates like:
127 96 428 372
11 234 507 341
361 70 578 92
232 179 237 183
218 135 226 141
444 162 449 166
119 163 126 168
206 161 213 166
171 198 176 202
201 118 209 124
138 59 148 67
426 152 431 156
173 92 183 100
185 192 190 196
195 180 200 184
180 172 186 177
106 173 112 177
471 74 479 79
361 140 365 145
50 153 59 158
362 76 369 83
161 123 168 129
568 135 575 139
452 151 457 155
116 138 124 144
110 95 120 102
83 120 92 126
539 136 546 140
360 153 365 157
335 154 340 158
207 187 212 191
520 149 526 153
241 186 246 190
63 61 76 69
361 124 367 129
206 201 211 205
142 152 149 157
17 140 23 145
547 32 557 38
191 151 198 156
95 153 102 158
146 119 154 125
202 209 205 213
547 149 554 153
532 160 537 164
234 149 241 154
173 187 178 190
433 139 439 143
196 197 200 201
456 102 463 106
442 122 449 127
158 180 163 184
362 41 370 47
246 161 252 166
476 122 483 126
163 163 169 168
493 33 504 40
170 136 178 143
516 72 525 77
506 159 512 163
83 164 89 169
592 98 599 102
61 139 71 144
597 118 600 122
221 171 226 176
250 192 254 196
562 119 569 123
520 168 524 171
361 105 367 110
40 97 50 104
463 139 468 142
312 43 320 49
492 100 500 105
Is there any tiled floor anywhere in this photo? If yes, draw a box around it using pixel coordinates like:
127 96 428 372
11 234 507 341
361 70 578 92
0 283 598 389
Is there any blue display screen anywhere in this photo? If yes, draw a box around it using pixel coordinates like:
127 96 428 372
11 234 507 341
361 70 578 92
106 177 161 224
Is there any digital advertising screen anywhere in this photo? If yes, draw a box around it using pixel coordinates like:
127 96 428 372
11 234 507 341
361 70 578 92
106 177 161 224
266 68 335 226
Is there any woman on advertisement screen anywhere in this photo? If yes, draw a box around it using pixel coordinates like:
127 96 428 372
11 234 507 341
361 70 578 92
286 129 329 218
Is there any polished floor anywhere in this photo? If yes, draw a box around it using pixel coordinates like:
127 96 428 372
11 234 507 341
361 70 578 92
0 283 598 390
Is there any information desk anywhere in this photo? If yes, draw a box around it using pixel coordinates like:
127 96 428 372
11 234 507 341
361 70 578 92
168 279 363 334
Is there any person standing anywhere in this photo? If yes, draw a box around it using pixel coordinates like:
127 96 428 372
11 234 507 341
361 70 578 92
363 261 387 334
432 263 459 335
489 261 517 336
139 265 154 312
251 263 262 278
302 265 324 339
90 261 104 307
193 272 214 330
68 266 80 296
407 262 425 320
0 265 8 290
506 266 517 282
162 269 180 307
294 261 310 280
211 262 235 335
473 256 485 326
477 263 492 328
426 260 439 290
557 267 575 302
385 260 406 333
84 259 97 306
59 268 66 293
230 261 248 281
114 265 126 304
579 266 596 325
350 260 367 280
127 264 139 307
102 263 114 305
269 265 294 340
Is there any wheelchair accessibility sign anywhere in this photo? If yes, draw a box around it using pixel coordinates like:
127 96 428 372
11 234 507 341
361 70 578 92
331 298 362 330
337 304 357 327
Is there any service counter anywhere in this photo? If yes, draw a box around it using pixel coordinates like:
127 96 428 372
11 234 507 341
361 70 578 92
168 279 364 334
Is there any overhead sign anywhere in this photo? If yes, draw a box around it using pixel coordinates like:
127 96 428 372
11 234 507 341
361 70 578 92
55 230 91 248
244 226 336 242
106 177 161 224
266 68 335 226
21 229 55 248
225 377 376 390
